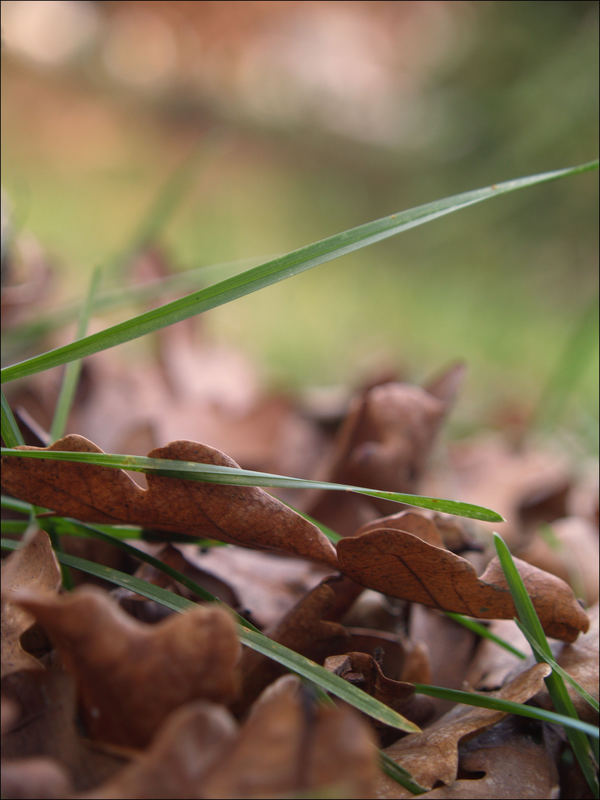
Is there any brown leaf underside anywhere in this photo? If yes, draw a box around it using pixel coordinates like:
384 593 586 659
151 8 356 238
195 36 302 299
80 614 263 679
337 529 589 642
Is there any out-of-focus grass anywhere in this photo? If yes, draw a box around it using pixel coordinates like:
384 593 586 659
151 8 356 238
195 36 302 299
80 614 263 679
1 2 597 442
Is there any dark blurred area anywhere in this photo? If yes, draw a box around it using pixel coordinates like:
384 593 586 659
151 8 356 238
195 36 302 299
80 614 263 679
1 0 598 440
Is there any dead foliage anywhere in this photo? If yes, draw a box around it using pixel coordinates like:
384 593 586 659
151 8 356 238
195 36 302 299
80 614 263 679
1 292 598 798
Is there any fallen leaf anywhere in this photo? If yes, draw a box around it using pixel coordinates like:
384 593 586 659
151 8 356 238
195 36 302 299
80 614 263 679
465 619 530 691
1 661 127 791
202 674 379 799
1 528 62 677
337 529 589 642
376 662 551 793
355 510 445 547
1 756 73 799
420 433 572 549
389 725 559 799
324 650 432 736
409 605 479 719
79 701 238 799
517 516 599 606
1 434 338 567
233 575 359 714
7 585 241 748
534 602 599 724
305 369 462 535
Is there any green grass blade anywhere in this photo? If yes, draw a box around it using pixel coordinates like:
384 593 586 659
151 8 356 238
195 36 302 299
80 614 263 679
3 161 596 385
50 267 101 442
0 447 503 522
44 516 260 631
444 612 527 659
413 683 599 738
0 537 420 734
1 391 25 447
493 533 599 796
1 494 35 514
379 751 428 795
515 619 599 713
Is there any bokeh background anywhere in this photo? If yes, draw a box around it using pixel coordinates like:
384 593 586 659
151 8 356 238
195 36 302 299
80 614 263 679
1 0 598 443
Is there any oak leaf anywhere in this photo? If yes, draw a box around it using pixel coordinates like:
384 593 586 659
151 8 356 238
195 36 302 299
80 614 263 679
7 585 241 748
305 367 463 535
375 662 551 794
1 528 61 677
337 529 589 642
382 729 559 799
233 575 360 714
80 701 238 799
0 434 338 567
1 662 127 791
202 674 378 799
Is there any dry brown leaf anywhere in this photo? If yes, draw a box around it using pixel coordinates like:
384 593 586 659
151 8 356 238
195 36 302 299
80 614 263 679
202 674 378 799
337 529 589 642
376 662 551 794
355 510 445 546
517 516 599 606
1 661 127 792
420 433 572 549
389 729 559 799
233 575 360 714
1 528 62 677
7 585 241 748
0 434 338 567
305 368 463 535
188 545 333 629
1 756 73 799
323 650 433 735
79 701 238 799
535 602 599 724
465 619 530 691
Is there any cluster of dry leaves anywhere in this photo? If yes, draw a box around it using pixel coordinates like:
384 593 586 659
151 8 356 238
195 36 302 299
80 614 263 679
1 248 598 799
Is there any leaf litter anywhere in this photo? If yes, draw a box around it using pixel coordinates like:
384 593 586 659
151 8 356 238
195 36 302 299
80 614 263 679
2 252 598 799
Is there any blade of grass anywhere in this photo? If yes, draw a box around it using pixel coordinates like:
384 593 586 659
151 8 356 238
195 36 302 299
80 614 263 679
0 447 503 522
515 619 599 713
1 390 25 447
379 751 428 795
3 161 596 384
49 267 101 442
412 683 599 738
493 532 599 796
444 612 527 659
1 494 35 514
0 536 421 734
43 516 260 631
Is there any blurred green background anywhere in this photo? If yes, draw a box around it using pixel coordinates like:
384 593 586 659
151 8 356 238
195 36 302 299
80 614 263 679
1 0 598 441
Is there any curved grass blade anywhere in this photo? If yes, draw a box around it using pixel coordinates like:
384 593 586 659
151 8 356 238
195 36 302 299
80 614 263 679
0 537 420 734
493 532 599 796
413 683 599 738
515 619 599 713
2 161 596 384
0 447 503 522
